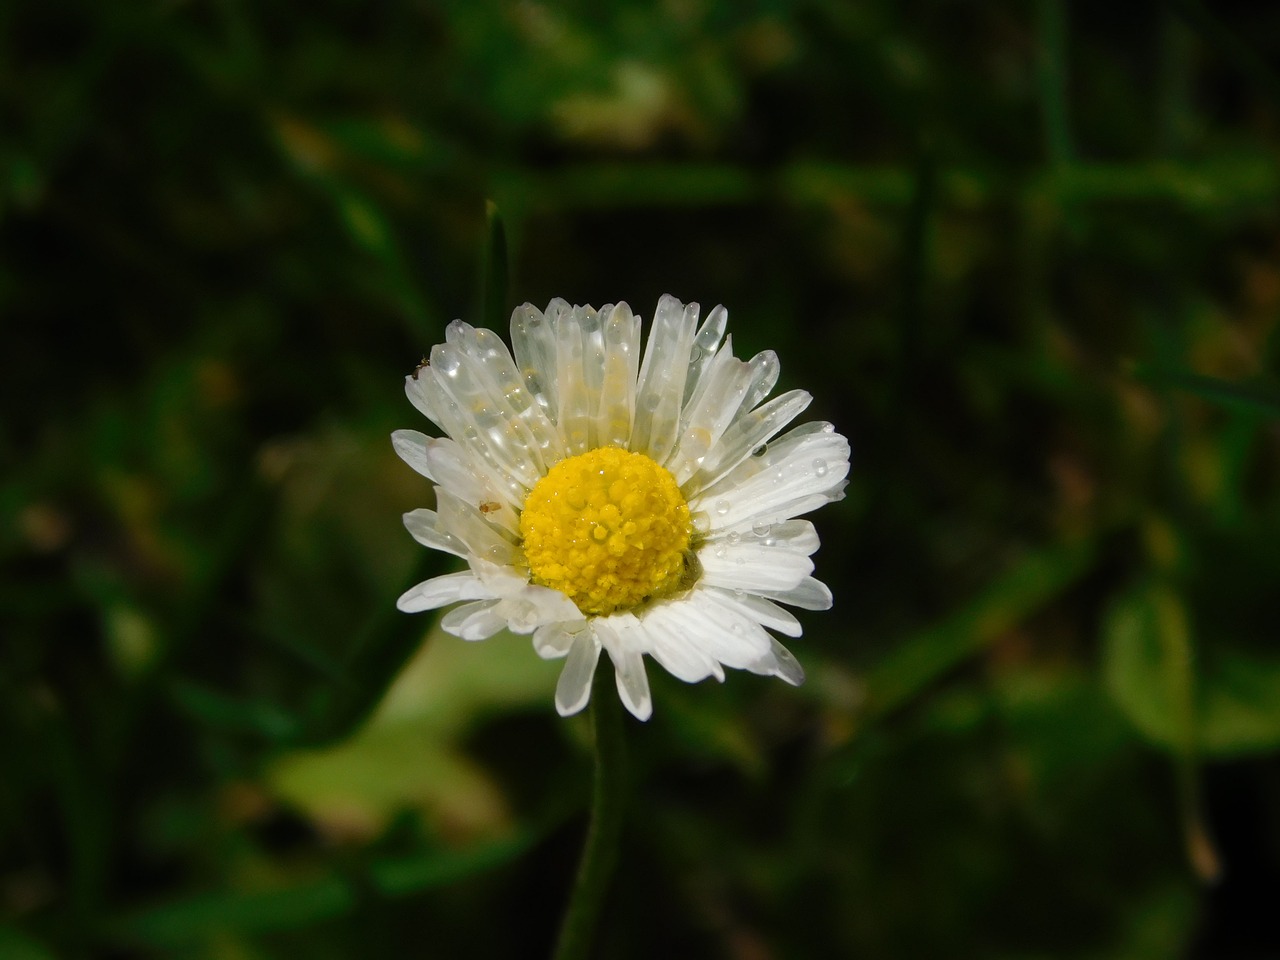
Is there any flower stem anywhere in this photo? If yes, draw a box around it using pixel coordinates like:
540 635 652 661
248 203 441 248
552 664 627 960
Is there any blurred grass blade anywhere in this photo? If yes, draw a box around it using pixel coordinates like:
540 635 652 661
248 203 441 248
1037 0 1074 166
107 830 542 948
299 551 445 746
860 540 1096 723
481 199 509 332
166 679 302 742
1135 365 1280 417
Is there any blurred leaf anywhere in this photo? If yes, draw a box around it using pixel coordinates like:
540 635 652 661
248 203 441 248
0 927 57 960
268 621 559 838
1102 580 1196 756
107 829 542 948
1104 579 1280 756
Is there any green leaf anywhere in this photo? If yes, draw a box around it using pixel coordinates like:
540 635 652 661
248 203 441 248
1103 579 1280 756
0 926 57 960
1101 580 1196 757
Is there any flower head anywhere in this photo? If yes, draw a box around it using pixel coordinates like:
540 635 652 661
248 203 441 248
394 295 848 720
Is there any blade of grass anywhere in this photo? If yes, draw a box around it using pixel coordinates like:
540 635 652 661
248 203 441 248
859 539 1096 725
480 199 509 332
1037 0 1074 167
1134 365 1280 418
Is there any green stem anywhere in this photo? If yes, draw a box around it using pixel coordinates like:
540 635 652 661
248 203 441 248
552 665 627 960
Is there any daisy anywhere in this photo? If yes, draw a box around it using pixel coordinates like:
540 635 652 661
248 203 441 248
393 295 848 721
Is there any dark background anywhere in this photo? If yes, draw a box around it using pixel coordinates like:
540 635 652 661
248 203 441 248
3 0 1280 957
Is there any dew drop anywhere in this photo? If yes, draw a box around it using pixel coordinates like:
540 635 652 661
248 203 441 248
813 458 828 477
762 536 777 547
752 519 771 537
691 511 711 534
714 543 728 559
730 622 743 634
715 499 731 516
689 346 703 363
750 443 768 458
727 531 740 544
436 353 461 376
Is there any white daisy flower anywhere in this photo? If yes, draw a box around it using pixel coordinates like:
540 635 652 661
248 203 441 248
393 295 848 721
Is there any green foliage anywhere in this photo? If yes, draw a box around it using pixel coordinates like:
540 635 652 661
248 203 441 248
3 0 1280 957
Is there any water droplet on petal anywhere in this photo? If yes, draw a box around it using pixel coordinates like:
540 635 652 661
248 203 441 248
813 458 828 477
715 499 731 515
750 444 768 458
727 531 740 544
752 519 771 537
691 512 711 534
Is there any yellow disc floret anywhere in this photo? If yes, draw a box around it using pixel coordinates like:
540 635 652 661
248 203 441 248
520 447 692 617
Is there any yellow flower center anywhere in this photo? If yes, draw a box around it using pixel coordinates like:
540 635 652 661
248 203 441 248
520 447 692 617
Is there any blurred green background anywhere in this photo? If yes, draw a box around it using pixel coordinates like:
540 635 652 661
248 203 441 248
4 0 1280 957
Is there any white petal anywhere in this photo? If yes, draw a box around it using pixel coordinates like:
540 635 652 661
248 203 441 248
533 621 589 660
595 303 640 449
632 295 698 463
391 429 437 481
682 304 729 406
402 509 467 558
405 373 443 427
738 349 781 415
440 600 509 641
463 560 582 633
643 608 725 683
694 423 849 531
510 302 560 419
668 342 755 485
698 542 815 593
556 629 603 717
421 439 520 532
396 571 494 613
757 638 805 685
649 595 770 670
703 587 803 638
683 389 811 498
445 320 563 476
755 576 834 611
598 618 652 721
435 490 518 564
